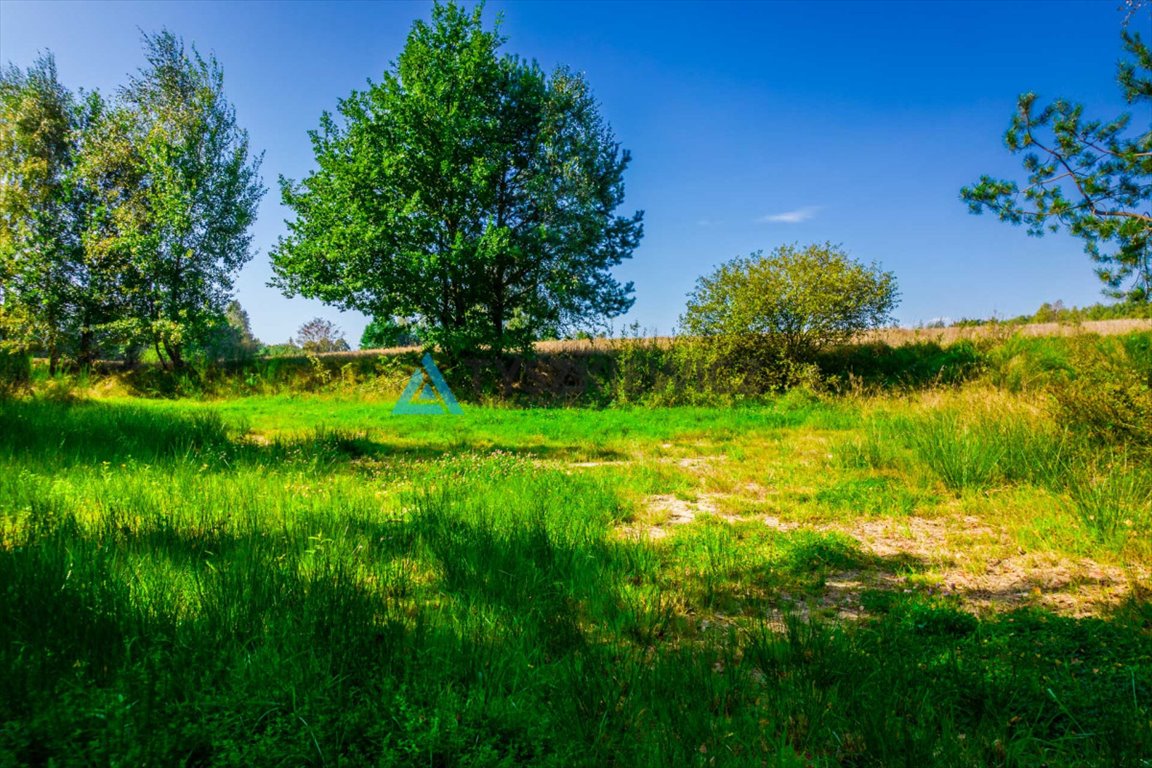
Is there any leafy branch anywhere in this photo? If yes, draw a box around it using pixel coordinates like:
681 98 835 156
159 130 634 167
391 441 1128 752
961 31 1152 302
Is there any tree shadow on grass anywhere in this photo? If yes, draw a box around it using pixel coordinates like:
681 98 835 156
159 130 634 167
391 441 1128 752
0 506 653 766
4 507 1151 767
658 522 930 620
0 398 626 470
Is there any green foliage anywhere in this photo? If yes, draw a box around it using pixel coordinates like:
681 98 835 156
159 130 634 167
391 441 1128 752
1030 299 1152 324
604 329 673 405
1048 335 1152 448
271 1 642 355
0 33 263 372
817 340 984 390
0 346 30 396
295 317 349 353
945 299 1152 328
677 243 898 394
199 300 262 363
0 54 112 369
681 243 899 359
112 31 265 369
961 29 1152 302
987 332 1152 447
360 316 422 349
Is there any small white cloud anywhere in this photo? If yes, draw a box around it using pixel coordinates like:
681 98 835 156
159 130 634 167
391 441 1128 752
758 206 821 224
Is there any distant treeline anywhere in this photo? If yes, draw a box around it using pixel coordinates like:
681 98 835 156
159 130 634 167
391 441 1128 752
946 299 1152 328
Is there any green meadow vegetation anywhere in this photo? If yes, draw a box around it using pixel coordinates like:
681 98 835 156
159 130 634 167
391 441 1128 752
2 3 1150 765
2 330 1150 766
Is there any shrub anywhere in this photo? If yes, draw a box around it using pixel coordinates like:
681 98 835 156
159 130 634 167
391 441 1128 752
1048 333 1152 448
678 243 898 394
817 340 984 390
680 243 898 360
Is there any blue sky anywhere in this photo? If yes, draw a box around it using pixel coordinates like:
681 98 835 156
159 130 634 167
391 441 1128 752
1 0 1145 346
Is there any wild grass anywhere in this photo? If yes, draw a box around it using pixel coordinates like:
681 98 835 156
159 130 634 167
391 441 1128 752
2 337 1151 765
835 382 1149 558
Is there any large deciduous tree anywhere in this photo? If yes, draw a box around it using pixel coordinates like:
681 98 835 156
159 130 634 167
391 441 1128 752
1 32 264 371
0 56 122 370
961 29 1152 303
115 31 265 369
271 1 642 354
1 54 83 371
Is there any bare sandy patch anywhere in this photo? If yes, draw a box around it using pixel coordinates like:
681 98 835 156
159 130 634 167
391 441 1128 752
567 459 628 468
829 514 1150 617
618 493 743 540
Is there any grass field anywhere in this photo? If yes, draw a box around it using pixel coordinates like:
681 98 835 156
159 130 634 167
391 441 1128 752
2 339 1151 766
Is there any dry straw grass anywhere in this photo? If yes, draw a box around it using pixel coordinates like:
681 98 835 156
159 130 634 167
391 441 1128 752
356 317 1151 356
857 318 1152 347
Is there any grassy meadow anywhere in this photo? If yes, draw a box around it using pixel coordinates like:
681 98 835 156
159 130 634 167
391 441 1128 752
2 331 1151 766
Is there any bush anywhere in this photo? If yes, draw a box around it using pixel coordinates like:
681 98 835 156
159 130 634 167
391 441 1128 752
1049 334 1152 448
678 243 898 394
681 243 898 359
984 332 1152 448
817 340 984 390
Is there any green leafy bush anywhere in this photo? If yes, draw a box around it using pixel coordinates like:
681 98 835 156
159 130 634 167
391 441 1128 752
677 243 898 396
1049 334 1152 448
817 340 984 390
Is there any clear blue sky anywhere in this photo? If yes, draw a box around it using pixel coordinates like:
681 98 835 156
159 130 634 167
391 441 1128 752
2 0 1146 346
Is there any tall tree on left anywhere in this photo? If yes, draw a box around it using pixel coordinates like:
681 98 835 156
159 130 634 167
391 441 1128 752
0 32 264 372
113 31 265 370
0 54 94 371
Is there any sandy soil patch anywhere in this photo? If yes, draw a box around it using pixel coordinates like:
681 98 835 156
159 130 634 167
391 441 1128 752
830 514 1150 617
627 488 1148 617
619 493 744 540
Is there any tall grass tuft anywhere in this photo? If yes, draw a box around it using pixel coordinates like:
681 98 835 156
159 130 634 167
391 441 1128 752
1065 457 1152 545
867 404 1073 493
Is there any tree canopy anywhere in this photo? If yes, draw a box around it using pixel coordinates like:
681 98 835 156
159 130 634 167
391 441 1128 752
270 1 642 354
0 32 263 370
295 317 349 353
961 30 1152 303
0 54 93 369
361 316 421 349
680 243 899 361
115 31 265 368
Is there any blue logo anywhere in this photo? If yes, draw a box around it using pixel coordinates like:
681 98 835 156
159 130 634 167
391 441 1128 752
392 353 463 415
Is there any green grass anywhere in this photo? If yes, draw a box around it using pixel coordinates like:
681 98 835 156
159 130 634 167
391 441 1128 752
2 391 1150 766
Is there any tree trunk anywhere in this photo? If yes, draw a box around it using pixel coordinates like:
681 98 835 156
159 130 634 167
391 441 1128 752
163 338 185 371
492 263 505 354
78 326 95 369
